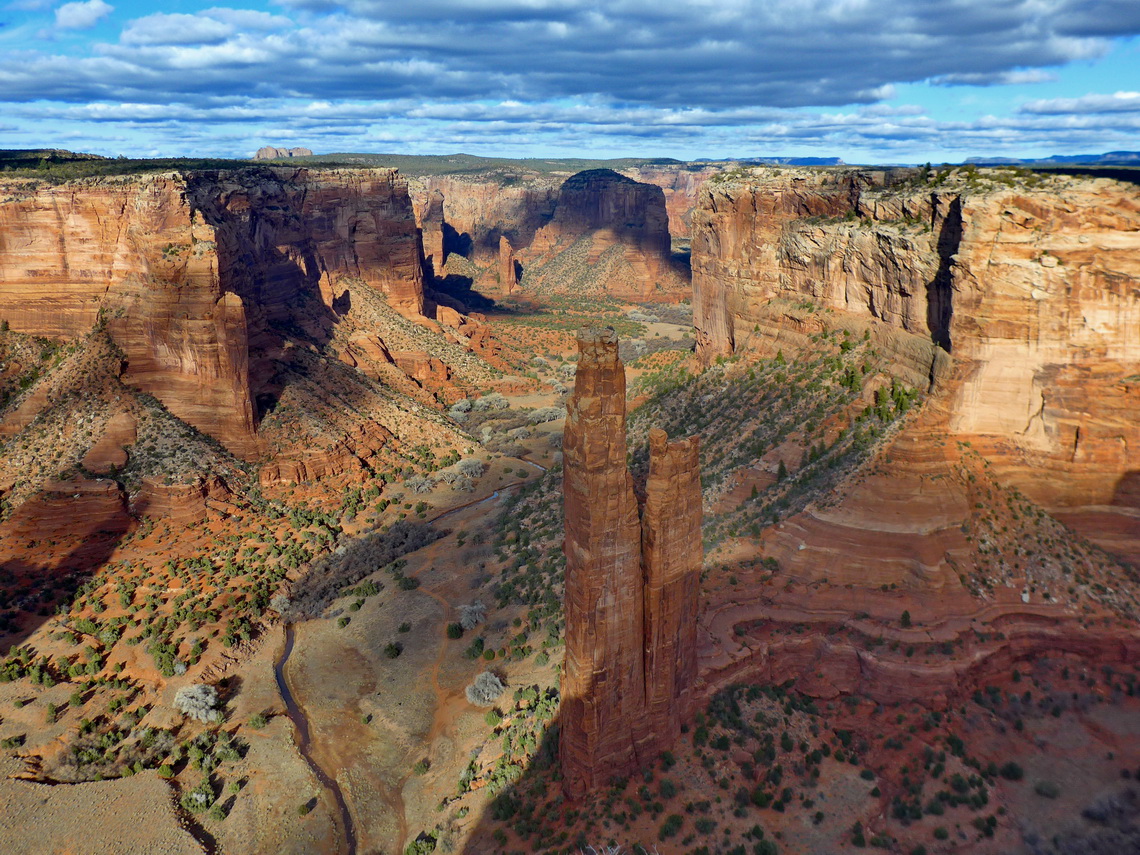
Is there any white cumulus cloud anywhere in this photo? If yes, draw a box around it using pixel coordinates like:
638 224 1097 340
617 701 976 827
54 0 112 29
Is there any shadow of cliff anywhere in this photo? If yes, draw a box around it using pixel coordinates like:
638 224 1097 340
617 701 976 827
186 171 346 422
927 195 960 353
443 223 474 260
0 490 138 655
458 704 568 854
1113 471 1140 509
431 273 498 312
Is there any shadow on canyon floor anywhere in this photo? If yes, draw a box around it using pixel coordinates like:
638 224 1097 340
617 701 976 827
0 494 139 653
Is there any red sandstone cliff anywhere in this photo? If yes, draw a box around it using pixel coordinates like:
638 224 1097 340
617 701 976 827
561 329 702 798
526 169 683 301
622 164 725 238
641 427 702 746
0 167 426 457
561 328 646 796
691 168 1140 510
408 168 694 302
415 188 446 272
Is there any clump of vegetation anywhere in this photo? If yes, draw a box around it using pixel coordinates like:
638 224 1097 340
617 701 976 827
173 684 221 723
466 672 506 706
459 601 487 631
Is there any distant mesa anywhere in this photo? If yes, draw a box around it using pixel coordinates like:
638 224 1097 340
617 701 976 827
254 146 314 160
964 149 1140 166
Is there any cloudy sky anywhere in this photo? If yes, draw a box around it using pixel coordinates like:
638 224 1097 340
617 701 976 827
1 0 1138 162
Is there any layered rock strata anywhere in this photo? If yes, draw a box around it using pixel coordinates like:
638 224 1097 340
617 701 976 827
527 169 681 300
415 188 446 271
691 169 1140 510
561 329 702 798
0 167 426 456
409 168 690 301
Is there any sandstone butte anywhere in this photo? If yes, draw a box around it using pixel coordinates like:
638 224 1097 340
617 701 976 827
561 327 702 798
691 168 1140 511
0 167 427 458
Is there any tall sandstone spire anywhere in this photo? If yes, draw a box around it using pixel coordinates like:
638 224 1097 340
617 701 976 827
560 328 702 799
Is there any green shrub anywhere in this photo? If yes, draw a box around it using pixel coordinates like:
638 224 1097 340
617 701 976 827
659 814 683 840
999 761 1024 781
1034 780 1060 798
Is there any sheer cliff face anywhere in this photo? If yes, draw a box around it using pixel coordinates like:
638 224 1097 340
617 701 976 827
561 329 702 798
0 167 425 457
623 164 727 238
692 169 1140 506
641 428 702 741
526 169 681 301
561 328 646 796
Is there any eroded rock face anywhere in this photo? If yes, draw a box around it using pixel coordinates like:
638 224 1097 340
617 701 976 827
408 174 560 268
0 167 426 457
498 235 518 294
691 169 1140 508
623 164 725 238
528 169 681 301
561 329 702 798
415 188 446 271
561 328 646 796
641 428 703 746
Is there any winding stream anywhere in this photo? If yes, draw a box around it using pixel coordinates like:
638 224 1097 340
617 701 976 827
274 625 358 855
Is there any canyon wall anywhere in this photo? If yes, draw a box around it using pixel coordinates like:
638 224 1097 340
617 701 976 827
622 164 724 238
408 174 560 269
691 168 1140 507
0 167 425 457
524 169 685 301
408 165 716 300
561 329 702 798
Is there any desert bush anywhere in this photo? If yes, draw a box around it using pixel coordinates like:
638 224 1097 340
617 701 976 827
173 684 221 723
450 398 472 414
528 407 566 424
628 311 659 323
406 475 434 495
459 601 486 631
1034 780 1060 799
472 393 509 412
456 458 486 478
465 671 505 706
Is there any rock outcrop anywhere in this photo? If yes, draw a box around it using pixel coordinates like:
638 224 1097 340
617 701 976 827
691 168 1140 510
407 168 692 301
407 174 560 269
641 428 702 742
498 235 518 294
415 188 446 271
0 167 426 457
623 164 725 238
254 147 313 160
561 328 702 798
527 169 683 301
